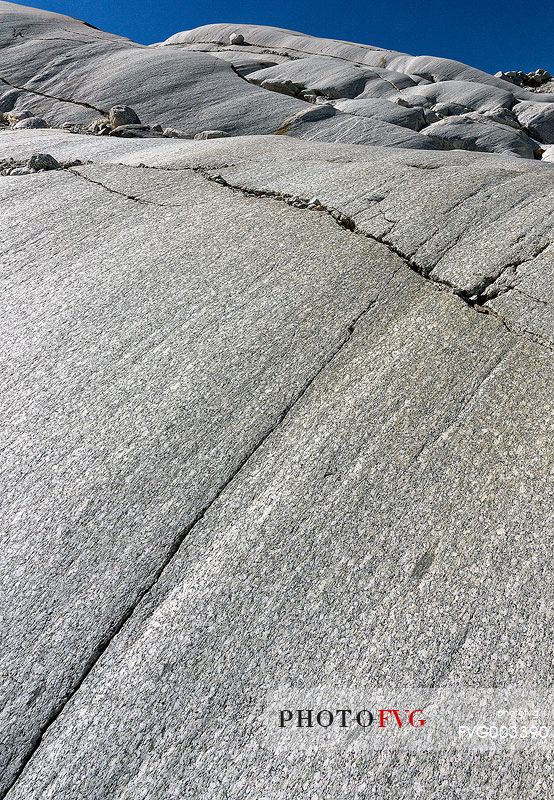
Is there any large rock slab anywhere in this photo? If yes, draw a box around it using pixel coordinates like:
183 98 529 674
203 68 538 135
421 112 538 158
163 22 553 102
275 104 436 148
2 2 554 158
0 131 553 799
398 79 516 113
2 40 307 133
513 100 554 143
332 97 427 130
2 4 554 797
246 55 419 101
4 168 554 796
2 129 553 344
0 140 412 792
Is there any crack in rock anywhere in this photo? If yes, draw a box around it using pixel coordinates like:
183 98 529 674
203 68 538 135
0 75 107 116
192 170 479 296
0 269 388 800
191 167 554 352
6 154 552 351
64 167 163 205
458 241 551 304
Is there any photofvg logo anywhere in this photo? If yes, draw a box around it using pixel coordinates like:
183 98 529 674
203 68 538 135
279 708 425 730
263 687 554 754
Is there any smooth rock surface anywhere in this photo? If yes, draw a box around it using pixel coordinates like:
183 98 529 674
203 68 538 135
331 97 426 130
2 3 554 798
12 115 48 129
276 104 437 149
2 2 553 155
0 128 554 798
513 100 554 143
421 112 538 158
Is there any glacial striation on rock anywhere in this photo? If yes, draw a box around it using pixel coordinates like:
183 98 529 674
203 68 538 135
1 3 554 800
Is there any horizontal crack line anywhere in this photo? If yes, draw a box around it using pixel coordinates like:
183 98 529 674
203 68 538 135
2 279 384 798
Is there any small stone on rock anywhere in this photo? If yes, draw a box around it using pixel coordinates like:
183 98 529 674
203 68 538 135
13 117 49 129
27 153 60 171
109 124 162 138
87 119 111 135
163 127 193 139
194 130 230 140
7 110 33 125
229 33 244 45
108 105 141 127
9 166 35 176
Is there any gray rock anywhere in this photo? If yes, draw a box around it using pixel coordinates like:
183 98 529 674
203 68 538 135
390 96 414 108
431 100 472 116
259 78 302 98
513 101 554 143
496 69 552 88
0 89 22 113
13 116 49 129
4 4 551 151
422 108 441 124
109 124 162 138
168 22 553 104
193 129 230 139
108 105 141 128
400 80 515 113
495 70 528 86
529 68 552 85
6 109 33 125
8 165 35 175
229 32 244 45
87 119 111 135
61 122 82 133
482 105 520 128
1 3 554 796
162 127 194 139
248 56 416 102
26 152 60 171
205 50 285 78
421 112 537 158
277 103 437 149
1 129 554 800
332 97 427 130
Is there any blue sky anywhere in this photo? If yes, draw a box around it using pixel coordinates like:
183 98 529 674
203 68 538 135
26 0 553 74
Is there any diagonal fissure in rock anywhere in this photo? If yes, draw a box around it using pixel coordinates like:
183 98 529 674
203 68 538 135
192 168 554 352
2 274 387 799
192 169 481 294
459 241 551 305
64 166 165 205
44 157 554 353
0 75 107 116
